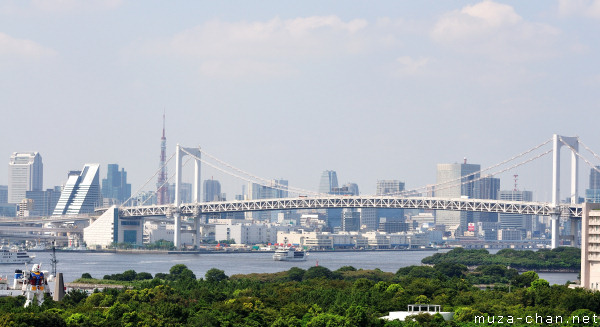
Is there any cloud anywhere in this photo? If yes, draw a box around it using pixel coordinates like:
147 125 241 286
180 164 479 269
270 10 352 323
0 32 57 58
0 0 122 15
558 0 600 19
431 1 561 62
130 16 371 77
395 56 429 75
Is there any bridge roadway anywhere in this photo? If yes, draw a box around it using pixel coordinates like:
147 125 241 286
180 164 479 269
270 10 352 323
112 196 583 218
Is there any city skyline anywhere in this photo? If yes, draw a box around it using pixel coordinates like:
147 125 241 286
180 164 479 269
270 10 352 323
1 1 599 200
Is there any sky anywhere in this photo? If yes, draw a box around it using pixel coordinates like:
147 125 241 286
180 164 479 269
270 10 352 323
1 0 599 202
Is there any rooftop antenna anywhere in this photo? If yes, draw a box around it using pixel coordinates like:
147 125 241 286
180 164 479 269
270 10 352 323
513 174 519 192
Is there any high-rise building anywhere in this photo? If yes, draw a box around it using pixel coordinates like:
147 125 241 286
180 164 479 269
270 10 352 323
586 166 600 203
0 185 7 204
204 179 223 202
101 164 132 205
8 152 43 203
376 179 405 225
247 179 288 221
318 170 338 194
319 171 340 228
169 183 192 204
478 176 500 222
435 161 480 232
331 183 359 195
376 180 405 196
498 190 533 230
53 164 102 216
25 187 61 217
341 209 360 232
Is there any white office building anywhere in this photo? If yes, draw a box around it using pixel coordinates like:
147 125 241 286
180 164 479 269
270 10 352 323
8 152 43 204
53 164 102 215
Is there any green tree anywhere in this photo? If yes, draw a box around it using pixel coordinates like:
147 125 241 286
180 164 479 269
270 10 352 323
304 266 334 280
205 268 228 283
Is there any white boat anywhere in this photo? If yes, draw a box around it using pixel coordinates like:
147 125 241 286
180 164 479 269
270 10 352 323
273 248 307 261
0 249 34 264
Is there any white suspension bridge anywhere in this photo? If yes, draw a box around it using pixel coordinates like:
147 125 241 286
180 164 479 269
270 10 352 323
100 134 600 250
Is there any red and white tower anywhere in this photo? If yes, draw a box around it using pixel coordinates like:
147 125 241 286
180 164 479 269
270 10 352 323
157 113 170 204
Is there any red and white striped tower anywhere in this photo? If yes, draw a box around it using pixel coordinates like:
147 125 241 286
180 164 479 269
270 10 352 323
157 113 170 204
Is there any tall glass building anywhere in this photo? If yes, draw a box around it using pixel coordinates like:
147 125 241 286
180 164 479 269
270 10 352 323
8 152 43 203
101 164 131 205
435 162 480 232
318 170 338 194
586 166 600 203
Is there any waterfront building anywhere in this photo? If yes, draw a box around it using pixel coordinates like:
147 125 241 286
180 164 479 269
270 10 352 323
378 219 409 233
341 209 360 232
84 206 143 248
25 187 61 217
143 221 193 245
8 152 43 204
52 164 102 216
214 223 295 245
101 164 131 205
359 208 378 231
497 229 523 241
435 161 480 233
498 190 533 232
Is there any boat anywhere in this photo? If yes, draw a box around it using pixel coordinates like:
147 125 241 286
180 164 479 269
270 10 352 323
0 249 34 264
273 247 307 261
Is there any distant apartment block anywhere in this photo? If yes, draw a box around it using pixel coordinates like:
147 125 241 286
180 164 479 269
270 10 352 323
8 152 43 203
53 164 102 216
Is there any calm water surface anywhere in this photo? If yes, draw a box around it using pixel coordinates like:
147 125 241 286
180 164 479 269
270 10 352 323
0 249 578 285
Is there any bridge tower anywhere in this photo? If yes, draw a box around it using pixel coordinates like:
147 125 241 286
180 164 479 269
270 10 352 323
173 144 202 249
551 134 579 249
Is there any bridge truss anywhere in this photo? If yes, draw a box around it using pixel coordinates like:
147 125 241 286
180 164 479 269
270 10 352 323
117 196 583 218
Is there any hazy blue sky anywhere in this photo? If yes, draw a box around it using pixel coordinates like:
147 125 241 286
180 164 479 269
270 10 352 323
1 0 599 201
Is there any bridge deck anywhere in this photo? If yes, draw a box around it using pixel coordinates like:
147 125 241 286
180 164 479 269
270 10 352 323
107 196 582 218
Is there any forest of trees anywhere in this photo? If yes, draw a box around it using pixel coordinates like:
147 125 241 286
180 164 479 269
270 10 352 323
0 256 596 326
421 247 581 271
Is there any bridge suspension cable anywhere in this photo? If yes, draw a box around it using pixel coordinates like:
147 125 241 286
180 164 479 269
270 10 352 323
558 136 600 177
579 138 600 166
121 153 175 208
195 149 322 196
401 137 553 196
426 148 553 195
